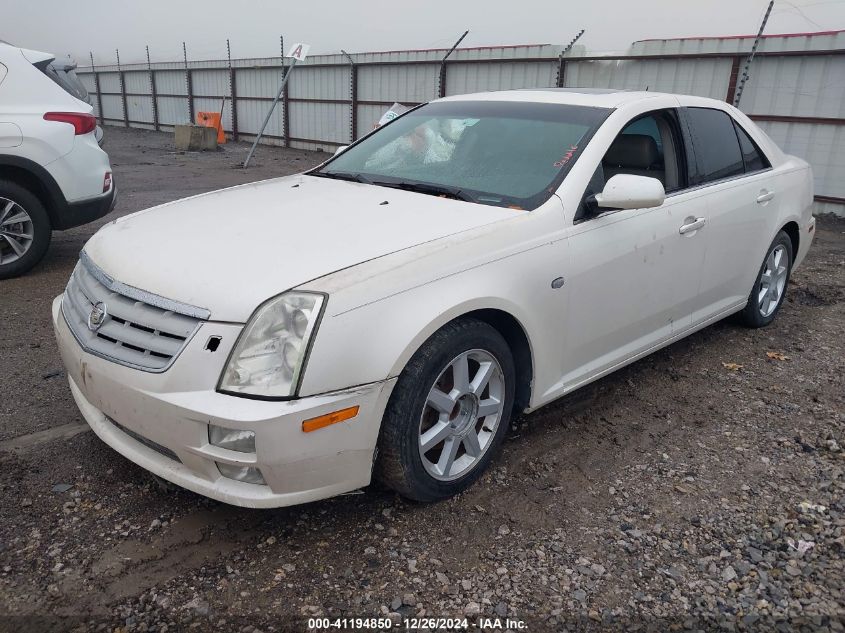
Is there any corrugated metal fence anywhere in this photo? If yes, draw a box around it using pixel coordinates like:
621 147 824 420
77 32 845 215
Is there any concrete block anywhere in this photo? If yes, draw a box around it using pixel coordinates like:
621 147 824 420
174 125 218 151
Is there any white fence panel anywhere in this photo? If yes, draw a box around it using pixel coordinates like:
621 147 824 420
236 100 284 138
155 70 188 95
123 71 149 94
98 72 122 94
359 64 438 103
290 66 349 100
447 61 557 95
757 120 845 199
99 94 123 122
356 104 387 139
126 95 154 125
157 96 189 127
565 58 732 99
740 56 845 118
289 101 348 147
192 69 229 98
236 68 284 98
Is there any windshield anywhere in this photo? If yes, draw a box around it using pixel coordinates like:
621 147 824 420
313 100 610 209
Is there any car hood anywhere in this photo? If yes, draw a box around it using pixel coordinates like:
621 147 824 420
84 175 516 322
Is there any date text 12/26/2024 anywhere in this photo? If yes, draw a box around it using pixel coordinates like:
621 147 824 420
308 617 528 630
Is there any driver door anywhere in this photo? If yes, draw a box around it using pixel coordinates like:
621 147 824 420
560 109 708 390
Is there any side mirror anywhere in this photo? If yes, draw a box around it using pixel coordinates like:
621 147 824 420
334 145 348 156
593 174 665 211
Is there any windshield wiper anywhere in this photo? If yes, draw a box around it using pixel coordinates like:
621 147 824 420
375 181 474 202
310 171 373 184
312 173 474 202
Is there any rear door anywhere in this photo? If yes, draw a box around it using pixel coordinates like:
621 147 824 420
681 107 778 323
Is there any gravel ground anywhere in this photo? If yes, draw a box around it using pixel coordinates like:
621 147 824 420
0 128 843 633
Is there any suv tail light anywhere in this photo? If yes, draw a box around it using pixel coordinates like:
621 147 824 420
43 112 97 135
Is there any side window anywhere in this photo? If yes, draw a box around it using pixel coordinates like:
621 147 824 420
619 116 663 153
576 109 685 221
733 122 770 173
601 110 684 192
685 107 744 185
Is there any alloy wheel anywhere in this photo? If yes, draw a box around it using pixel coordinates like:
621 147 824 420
0 197 34 265
418 349 505 481
758 244 788 318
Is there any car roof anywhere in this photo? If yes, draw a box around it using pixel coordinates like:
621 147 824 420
440 87 690 109
0 42 55 66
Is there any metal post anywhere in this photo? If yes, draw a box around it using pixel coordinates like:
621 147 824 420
281 36 290 148
227 39 238 141
726 56 742 103
439 31 468 98
183 42 194 124
557 29 585 88
89 52 104 126
147 46 159 131
116 49 128 127
733 0 774 107
341 49 357 142
244 58 299 168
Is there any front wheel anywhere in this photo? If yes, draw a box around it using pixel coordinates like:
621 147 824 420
375 318 516 502
737 230 793 328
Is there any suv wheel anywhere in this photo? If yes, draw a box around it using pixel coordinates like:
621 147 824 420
0 180 51 279
376 318 515 502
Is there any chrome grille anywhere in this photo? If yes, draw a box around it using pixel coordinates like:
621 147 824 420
62 252 209 372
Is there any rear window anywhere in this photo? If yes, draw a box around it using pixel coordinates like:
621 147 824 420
685 107 744 185
733 122 770 173
44 65 89 102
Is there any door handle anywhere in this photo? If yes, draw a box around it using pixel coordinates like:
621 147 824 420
679 217 706 235
757 190 775 204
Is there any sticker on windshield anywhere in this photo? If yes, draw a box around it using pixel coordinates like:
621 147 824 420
554 145 579 168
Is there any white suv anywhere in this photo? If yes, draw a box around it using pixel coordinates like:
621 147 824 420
0 43 115 278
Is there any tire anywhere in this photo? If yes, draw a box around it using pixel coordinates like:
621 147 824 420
0 179 52 279
375 318 516 502
736 230 793 328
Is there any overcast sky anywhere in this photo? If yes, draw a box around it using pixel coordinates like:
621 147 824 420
4 0 845 65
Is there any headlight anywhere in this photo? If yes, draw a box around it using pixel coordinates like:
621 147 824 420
218 291 325 398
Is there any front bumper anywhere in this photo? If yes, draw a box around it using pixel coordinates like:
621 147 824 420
52 296 396 508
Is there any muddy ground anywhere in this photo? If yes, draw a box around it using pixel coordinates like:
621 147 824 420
0 128 843 632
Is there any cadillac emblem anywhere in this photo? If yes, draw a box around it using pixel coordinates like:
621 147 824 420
87 302 108 331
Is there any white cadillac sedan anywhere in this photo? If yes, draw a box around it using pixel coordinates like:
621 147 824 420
53 89 815 508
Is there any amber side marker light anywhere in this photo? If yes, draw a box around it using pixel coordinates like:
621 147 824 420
302 406 360 433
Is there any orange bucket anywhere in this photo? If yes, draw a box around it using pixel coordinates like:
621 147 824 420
196 111 225 144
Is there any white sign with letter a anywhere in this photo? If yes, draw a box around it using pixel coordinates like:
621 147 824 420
286 43 310 61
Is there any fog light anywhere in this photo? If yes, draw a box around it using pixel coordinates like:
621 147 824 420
209 425 255 453
216 462 265 485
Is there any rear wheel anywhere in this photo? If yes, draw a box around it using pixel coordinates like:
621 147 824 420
376 318 515 502
0 180 51 279
737 230 793 328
